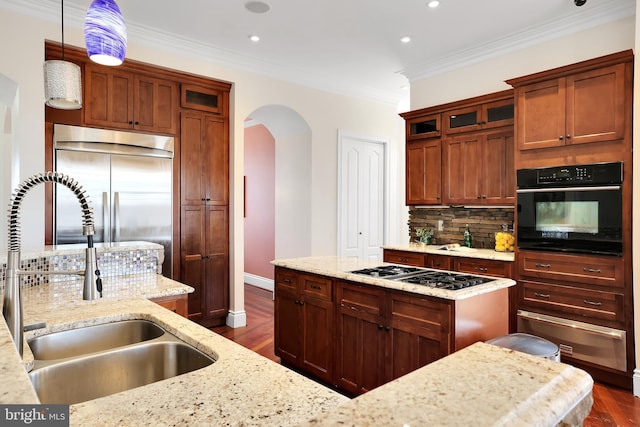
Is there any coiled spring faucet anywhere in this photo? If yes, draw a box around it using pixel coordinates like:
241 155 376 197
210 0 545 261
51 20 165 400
3 172 103 356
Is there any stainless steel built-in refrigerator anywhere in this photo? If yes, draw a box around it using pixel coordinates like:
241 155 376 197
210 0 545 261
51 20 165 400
53 124 173 277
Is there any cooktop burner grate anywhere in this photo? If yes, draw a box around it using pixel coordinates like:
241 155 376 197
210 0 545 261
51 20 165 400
348 265 424 278
397 271 488 290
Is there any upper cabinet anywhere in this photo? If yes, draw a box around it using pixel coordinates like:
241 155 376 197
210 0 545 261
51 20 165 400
507 51 632 152
85 64 178 134
406 139 442 205
406 113 441 140
444 98 514 135
401 90 514 206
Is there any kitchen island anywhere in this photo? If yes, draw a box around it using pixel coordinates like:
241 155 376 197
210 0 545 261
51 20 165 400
0 266 593 425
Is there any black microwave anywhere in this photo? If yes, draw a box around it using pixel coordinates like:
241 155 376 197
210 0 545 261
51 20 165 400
516 162 623 256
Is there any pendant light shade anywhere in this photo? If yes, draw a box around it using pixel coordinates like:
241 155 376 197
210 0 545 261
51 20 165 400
44 60 82 109
84 0 127 66
44 0 82 110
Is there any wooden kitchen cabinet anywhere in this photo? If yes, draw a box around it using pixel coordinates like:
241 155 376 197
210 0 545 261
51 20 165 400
401 90 514 206
406 139 442 205
335 281 387 394
180 205 229 326
180 105 229 326
425 254 452 270
443 129 514 205
149 294 188 317
405 113 441 141
275 268 334 384
180 112 228 205
383 249 425 267
453 257 512 278
508 59 628 151
84 64 178 134
443 98 514 135
386 291 450 381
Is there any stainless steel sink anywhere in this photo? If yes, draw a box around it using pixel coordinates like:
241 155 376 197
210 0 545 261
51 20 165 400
27 320 215 404
28 320 165 360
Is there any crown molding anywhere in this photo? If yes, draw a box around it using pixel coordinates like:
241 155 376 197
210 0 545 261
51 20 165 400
400 0 635 82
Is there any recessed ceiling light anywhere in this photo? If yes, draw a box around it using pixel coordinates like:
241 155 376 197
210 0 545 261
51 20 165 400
249 35 261 42
245 1 271 14
428 1 440 8
400 36 411 44
401 85 410 91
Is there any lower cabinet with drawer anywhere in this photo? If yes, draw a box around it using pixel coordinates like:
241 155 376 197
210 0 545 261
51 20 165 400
334 280 508 396
274 267 334 384
516 250 632 389
383 249 425 267
276 266 509 396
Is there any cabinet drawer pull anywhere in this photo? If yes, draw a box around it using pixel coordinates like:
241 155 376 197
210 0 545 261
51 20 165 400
399 257 408 262
583 300 603 307
378 324 383 330
534 292 550 299
474 267 488 272
582 268 602 274
283 278 292 284
310 284 322 291
534 263 551 269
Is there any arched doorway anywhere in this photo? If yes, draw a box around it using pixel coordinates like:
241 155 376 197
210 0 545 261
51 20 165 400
243 105 312 291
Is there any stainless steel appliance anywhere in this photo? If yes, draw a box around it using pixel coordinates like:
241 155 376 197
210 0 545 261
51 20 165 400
517 310 626 371
53 124 174 277
349 265 494 290
516 162 623 256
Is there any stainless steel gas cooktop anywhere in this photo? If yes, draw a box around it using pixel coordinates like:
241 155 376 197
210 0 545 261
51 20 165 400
348 265 494 290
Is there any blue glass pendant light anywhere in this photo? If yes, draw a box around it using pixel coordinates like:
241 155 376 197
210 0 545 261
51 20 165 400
84 0 127 66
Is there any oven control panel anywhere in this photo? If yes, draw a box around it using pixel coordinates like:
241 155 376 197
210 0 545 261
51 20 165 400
517 162 622 188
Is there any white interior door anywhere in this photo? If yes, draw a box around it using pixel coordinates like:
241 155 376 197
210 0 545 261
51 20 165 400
338 132 387 261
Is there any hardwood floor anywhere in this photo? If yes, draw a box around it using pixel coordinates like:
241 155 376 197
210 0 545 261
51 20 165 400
211 284 640 425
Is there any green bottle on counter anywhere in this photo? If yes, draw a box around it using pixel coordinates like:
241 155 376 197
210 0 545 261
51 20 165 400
463 224 472 248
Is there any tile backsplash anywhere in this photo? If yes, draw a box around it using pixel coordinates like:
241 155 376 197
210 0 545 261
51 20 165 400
0 248 162 291
409 207 514 249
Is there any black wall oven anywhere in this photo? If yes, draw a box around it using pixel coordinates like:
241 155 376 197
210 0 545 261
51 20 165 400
516 162 623 256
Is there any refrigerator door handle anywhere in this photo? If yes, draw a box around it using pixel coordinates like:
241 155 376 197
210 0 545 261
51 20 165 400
114 191 121 242
102 192 109 243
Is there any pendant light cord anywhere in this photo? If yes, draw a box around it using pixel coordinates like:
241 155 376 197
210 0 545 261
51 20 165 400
61 0 65 60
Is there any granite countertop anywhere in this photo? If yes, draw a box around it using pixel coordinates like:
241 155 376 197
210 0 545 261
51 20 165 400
272 256 516 300
0 269 593 426
382 243 515 262
303 341 593 427
0 275 348 425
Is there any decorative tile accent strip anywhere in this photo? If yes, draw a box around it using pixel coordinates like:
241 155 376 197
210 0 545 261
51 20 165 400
0 249 161 291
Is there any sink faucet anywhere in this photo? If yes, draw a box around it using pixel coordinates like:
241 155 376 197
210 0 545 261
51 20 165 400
3 172 103 356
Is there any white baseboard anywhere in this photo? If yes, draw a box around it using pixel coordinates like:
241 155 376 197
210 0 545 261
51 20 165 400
244 272 274 293
634 369 640 397
226 310 247 328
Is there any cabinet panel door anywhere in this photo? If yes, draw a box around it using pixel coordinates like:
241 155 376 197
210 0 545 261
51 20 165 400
274 284 302 364
135 76 177 134
181 205 206 319
335 309 385 395
482 130 514 204
443 134 481 204
301 296 334 383
566 63 626 146
406 140 441 205
85 65 134 129
180 112 206 205
203 116 229 204
516 78 566 150
204 206 228 318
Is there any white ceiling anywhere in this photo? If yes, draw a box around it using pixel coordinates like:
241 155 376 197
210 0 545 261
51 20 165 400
2 0 636 106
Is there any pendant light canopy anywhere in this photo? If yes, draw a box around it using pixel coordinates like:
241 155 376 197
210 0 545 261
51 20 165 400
44 0 82 110
84 0 127 66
